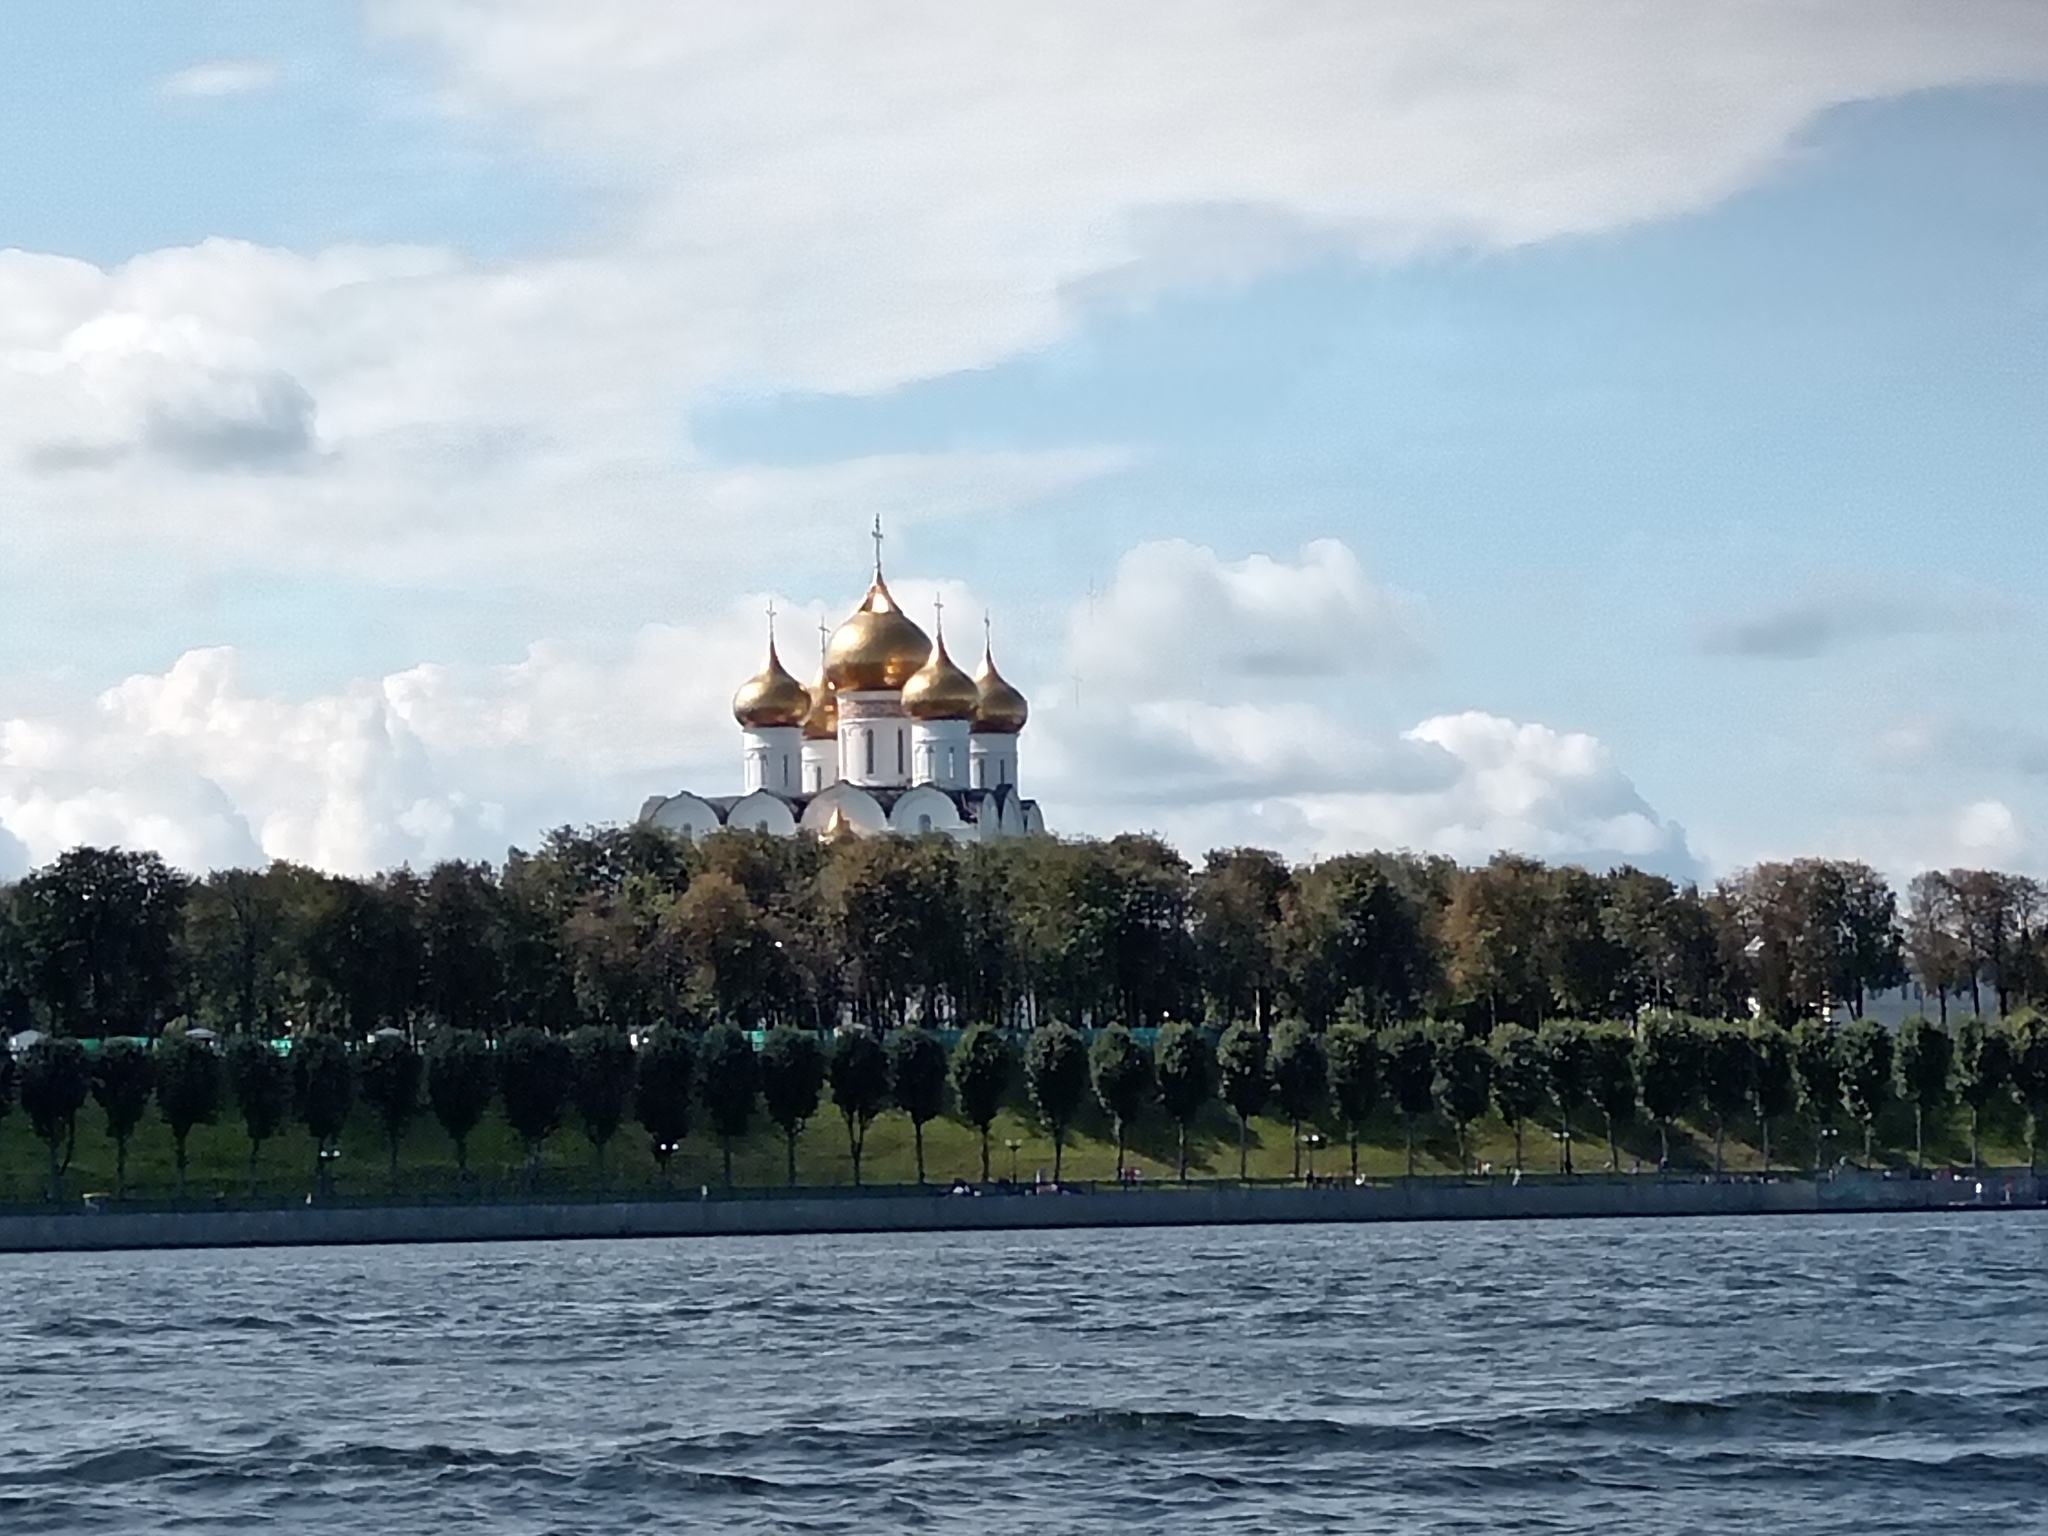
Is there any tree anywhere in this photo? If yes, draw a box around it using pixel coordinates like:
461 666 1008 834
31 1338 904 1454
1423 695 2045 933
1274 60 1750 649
2013 1013 2048 1170
1154 1020 1216 1181
1023 1021 1089 1183
1750 1023 1797 1174
358 1032 423 1193
698 1023 758 1186
1838 1017 1893 1165
1436 1029 1493 1175
156 1034 223 1202
425 1029 495 1182
1442 855 1555 1027
1698 1024 1755 1176
226 1034 292 1197
10 847 188 1039
1790 1019 1843 1172
1638 1015 1699 1170
1275 854 1436 1026
1089 1024 1153 1179
887 1026 950 1183
1381 1023 1438 1177
1215 1020 1269 1181
568 1026 637 1191
828 1027 891 1186
0 1046 15 1155
1894 1015 1953 1170
1489 1023 1547 1173
1323 1019 1380 1180
1539 1020 1594 1175
1585 1027 1638 1172
20 1037 91 1201
1267 1021 1327 1180
759 1026 826 1186
950 1024 1012 1182
634 1026 696 1185
496 1027 570 1191
89 1038 155 1198
1953 1016 2014 1171
1192 848 1290 1030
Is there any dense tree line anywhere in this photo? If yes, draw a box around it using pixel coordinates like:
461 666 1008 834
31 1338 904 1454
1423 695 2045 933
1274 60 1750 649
5 832 2048 1199
16 835 2036 1041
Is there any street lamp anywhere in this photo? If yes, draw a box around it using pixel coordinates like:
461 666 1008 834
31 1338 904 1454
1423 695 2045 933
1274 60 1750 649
1004 1137 1023 1184
1300 1132 1325 1184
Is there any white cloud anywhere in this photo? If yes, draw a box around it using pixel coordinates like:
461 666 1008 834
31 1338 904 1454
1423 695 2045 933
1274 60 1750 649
373 0 2048 391
7 4 2046 650
1034 537 1696 873
158 59 283 100
1068 539 1430 702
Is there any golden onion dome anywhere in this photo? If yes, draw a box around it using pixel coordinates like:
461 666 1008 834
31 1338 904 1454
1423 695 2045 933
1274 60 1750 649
801 658 838 740
901 624 979 720
823 575 931 692
732 639 810 729
973 643 1029 734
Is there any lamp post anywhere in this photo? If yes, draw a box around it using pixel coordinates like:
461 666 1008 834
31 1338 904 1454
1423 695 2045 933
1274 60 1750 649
1300 1132 1325 1184
1004 1137 1023 1184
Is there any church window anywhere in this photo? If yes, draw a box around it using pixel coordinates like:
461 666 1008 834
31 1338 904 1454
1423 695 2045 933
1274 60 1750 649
897 733 905 776
865 731 875 776
919 814 932 832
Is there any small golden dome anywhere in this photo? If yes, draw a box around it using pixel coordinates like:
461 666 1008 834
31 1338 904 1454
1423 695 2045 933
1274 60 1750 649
973 643 1029 734
801 659 838 740
824 575 931 692
732 639 810 729
901 624 978 720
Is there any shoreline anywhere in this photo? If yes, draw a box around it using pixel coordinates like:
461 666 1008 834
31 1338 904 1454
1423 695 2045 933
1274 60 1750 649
0 1170 2037 1254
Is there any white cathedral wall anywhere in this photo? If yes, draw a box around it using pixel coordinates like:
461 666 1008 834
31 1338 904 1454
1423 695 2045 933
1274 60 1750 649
969 732 1020 793
801 736 840 793
889 784 966 838
727 789 798 835
799 782 890 834
741 726 803 795
645 792 723 839
910 719 971 790
837 691 912 789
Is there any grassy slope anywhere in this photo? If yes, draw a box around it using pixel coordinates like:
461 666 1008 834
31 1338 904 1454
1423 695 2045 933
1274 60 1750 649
0 1087 2033 1207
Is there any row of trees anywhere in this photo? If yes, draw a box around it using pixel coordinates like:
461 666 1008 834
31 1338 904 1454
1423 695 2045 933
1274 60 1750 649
5 832 2047 1040
6 1006 2042 1205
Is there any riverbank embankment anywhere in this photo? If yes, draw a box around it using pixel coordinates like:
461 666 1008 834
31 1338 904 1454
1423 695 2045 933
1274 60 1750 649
0 1169 2036 1254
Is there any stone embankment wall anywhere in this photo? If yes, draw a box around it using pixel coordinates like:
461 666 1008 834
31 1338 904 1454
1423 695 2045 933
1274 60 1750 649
0 1172 2036 1255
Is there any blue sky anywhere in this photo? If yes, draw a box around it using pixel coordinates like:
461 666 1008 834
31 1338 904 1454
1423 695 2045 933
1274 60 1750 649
1 3 2045 880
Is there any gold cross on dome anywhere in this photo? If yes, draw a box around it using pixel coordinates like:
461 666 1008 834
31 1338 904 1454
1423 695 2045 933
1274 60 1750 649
871 513 885 577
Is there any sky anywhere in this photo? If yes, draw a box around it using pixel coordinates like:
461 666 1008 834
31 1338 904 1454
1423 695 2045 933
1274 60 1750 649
1 1 2046 884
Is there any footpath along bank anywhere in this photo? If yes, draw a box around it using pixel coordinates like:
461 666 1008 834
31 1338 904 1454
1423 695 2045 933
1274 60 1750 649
0 1169 2036 1254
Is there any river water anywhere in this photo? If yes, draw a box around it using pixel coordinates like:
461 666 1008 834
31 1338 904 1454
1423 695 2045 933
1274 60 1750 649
2 1213 2045 1533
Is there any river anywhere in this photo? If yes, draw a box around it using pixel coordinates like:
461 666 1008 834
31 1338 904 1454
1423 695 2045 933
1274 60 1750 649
3 1212 2045 1532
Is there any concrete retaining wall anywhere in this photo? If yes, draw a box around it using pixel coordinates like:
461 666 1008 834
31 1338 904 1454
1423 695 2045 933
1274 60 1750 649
0 1172 2034 1255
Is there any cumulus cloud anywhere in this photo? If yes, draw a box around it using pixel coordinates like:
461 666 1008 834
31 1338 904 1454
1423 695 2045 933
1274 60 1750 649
158 59 282 100
0 569 994 876
1069 539 1429 701
1035 537 1696 874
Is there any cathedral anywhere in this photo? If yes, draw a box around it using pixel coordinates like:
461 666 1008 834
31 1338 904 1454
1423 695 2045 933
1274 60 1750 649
637 539 1044 842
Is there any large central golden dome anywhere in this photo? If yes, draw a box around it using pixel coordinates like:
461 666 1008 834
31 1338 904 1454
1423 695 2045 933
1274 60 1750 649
824 575 931 692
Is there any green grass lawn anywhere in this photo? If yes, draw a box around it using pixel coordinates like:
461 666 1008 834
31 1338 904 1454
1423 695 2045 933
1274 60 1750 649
2 1086 2032 1208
